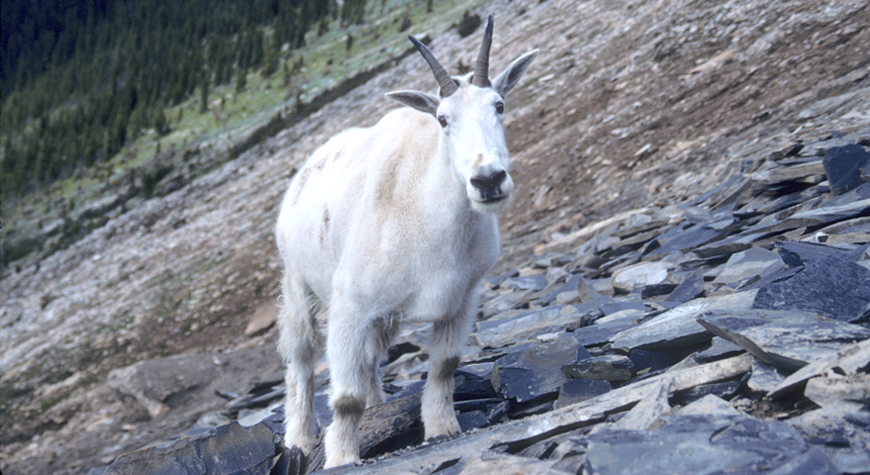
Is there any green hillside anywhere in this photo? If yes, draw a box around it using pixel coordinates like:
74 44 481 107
1 0 486 272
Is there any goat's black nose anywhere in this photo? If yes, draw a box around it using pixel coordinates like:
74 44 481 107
470 170 507 192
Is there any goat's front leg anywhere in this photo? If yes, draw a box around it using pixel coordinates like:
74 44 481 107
422 315 468 440
323 296 374 469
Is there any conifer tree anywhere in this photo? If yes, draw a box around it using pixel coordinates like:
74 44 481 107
200 75 210 113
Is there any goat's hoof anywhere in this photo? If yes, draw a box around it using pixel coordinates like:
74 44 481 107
323 452 360 469
283 436 315 455
424 417 461 440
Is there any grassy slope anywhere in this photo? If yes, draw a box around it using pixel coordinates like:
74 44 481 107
0 0 487 276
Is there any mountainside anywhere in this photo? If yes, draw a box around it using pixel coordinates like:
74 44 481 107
1 0 868 474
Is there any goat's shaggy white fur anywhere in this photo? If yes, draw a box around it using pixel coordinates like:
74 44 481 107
275 17 537 468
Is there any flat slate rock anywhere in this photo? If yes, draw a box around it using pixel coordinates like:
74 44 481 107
500 273 548 291
496 333 580 403
711 247 784 285
611 261 671 293
562 354 635 382
105 422 279 475
741 198 870 236
554 379 613 410
611 291 758 352
788 407 870 475
751 256 870 323
571 319 635 348
747 359 788 394
693 336 745 364
824 144 870 196
646 219 734 256
775 240 865 267
585 412 812 475
804 373 870 410
474 306 584 349
664 270 705 303
769 338 870 399
629 347 696 373
698 310 870 372
453 363 500 401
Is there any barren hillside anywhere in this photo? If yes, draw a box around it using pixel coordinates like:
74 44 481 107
1 0 868 473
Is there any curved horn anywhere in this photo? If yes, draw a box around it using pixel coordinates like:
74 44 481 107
409 35 458 97
472 14 494 87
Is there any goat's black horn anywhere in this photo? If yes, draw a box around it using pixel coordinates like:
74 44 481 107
409 35 458 97
472 15 494 88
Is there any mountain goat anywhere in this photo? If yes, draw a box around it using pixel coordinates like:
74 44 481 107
275 15 538 468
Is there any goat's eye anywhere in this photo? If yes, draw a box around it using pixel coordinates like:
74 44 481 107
495 101 504 114
438 115 448 127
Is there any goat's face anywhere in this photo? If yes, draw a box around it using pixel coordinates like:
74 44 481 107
386 15 538 214
438 80 513 212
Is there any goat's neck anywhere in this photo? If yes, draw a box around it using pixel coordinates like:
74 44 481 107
421 132 491 233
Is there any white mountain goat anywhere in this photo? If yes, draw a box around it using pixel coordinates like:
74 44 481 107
275 15 537 468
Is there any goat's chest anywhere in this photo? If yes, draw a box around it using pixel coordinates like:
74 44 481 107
337 210 499 320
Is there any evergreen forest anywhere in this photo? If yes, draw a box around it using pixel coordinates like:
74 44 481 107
0 0 384 199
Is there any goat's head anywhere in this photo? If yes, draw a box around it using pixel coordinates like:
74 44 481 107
387 15 538 213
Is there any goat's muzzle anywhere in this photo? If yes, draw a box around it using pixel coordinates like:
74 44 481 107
470 169 510 205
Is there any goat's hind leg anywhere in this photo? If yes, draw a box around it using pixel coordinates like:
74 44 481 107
277 275 323 454
365 316 399 407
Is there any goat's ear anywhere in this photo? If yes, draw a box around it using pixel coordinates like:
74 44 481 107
386 90 440 117
492 49 539 98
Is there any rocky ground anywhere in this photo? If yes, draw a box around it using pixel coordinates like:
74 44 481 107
1 0 868 474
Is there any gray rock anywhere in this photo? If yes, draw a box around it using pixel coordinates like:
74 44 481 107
747 360 788 395
824 144 870 196
647 219 736 256
711 247 784 285
496 333 579 403
775 240 866 267
629 348 695 374
571 319 634 348
698 310 870 372
664 270 705 303
751 159 826 186
611 261 671 293
454 399 508 431
501 273 548 291
603 378 670 432
769 339 870 399
638 282 678 298
693 337 744 364
743 197 870 236
316 356 752 475
562 355 635 382
104 422 278 475
473 306 584 349
454 363 499 401
611 291 758 352
789 407 870 475
766 447 840 475
584 412 809 475
554 379 612 410
598 300 646 316
670 380 742 406
692 241 752 259
804 373 870 410
106 353 220 419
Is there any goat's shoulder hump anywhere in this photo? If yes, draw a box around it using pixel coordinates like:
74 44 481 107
376 107 438 141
